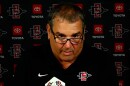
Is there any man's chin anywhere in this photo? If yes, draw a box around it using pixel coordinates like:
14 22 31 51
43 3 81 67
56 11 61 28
59 55 76 62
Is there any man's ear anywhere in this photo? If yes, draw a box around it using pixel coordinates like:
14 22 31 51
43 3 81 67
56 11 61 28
46 24 51 39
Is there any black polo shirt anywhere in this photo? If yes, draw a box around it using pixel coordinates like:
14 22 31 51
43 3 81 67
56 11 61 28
13 43 118 86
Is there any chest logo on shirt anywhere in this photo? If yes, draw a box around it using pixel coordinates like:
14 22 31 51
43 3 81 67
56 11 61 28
77 71 92 81
45 77 65 86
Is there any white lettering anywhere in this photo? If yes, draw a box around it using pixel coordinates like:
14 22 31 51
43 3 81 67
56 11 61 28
12 37 24 40
92 36 104 38
31 15 44 18
113 14 125 17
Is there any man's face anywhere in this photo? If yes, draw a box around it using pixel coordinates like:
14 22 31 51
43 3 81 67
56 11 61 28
47 17 84 63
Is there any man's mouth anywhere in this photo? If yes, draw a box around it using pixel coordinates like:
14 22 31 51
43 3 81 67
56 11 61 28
63 51 73 56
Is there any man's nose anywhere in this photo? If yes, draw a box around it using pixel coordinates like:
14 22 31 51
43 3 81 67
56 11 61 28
64 40 72 48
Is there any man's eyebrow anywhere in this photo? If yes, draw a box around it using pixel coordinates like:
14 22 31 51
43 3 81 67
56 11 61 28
55 32 66 36
71 32 81 36
55 32 81 36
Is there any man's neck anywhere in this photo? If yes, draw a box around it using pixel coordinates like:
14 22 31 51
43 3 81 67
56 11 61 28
60 61 74 69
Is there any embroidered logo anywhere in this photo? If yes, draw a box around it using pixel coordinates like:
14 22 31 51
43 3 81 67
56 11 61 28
77 71 92 81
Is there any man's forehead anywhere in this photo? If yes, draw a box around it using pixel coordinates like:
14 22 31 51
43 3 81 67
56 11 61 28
53 17 64 22
53 16 82 23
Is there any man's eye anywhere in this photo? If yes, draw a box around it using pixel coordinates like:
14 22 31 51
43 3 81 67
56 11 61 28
73 35 81 38
59 37 65 40
55 35 65 39
56 35 64 38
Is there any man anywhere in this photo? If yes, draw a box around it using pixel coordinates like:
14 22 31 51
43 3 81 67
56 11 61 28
13 3 118 86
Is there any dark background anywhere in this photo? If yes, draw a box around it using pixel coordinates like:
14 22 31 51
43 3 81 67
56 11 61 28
0 0 129 86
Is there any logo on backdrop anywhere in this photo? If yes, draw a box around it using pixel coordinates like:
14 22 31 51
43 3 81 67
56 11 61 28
7 4 27 19
0 44 4 58
32 4 42 14
28 25 45 39
92 43 109 51
113 42 126 57
119 80 124 86
12 25 24 40
74 3 83 9
113 3 125 17
89 3 108 18
0 64 8 78
0 44 3 54
114 43 124 53
31 4 44 18
0 29 7 38
8 44 24 58
110 24 129 38
115 62 129 76
0 81 4 86
92 24 104 39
